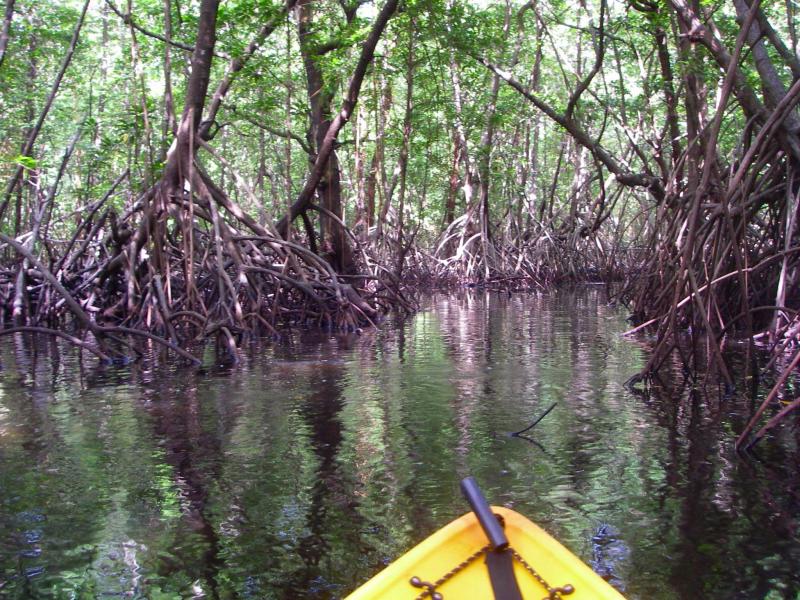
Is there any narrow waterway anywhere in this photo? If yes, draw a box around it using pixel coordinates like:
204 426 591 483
0 289 798 599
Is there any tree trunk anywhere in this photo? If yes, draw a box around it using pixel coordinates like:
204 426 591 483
395 21 415 271
668 0 800 161
296 0 351 273
147 0 219 308
162 0 176 153
654 23 683 173
732 0 800 147
126 0 155 184
473 1 514 278
444 133 460 229
0 0 14 71
162 0 219 190
275 0 400 268
374 62 393 238
448 53 479 240
353 102 367 238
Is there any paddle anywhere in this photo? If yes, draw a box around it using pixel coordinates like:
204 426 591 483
460 477 523 600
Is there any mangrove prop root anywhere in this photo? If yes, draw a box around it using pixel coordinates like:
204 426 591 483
0 157 416 362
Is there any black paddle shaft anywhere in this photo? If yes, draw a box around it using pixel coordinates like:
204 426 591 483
460 477 509 551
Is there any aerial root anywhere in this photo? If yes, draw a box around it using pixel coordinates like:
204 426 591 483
0 168 416 364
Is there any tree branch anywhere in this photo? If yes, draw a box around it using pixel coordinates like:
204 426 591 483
0 0 90 219
565 0 606 121
276 0 401 236
104 0 199 54
473 55 664 200
228 106 313 155
199 0 298 139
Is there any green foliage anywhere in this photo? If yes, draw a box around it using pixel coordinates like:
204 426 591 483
12 155 37 170
0 0 796 257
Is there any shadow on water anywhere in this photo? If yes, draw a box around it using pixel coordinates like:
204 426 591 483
290 363 357 598
0 288 798 599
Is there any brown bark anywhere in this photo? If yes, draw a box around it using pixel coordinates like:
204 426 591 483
283 18 293 238
395 22 415 258
365 147 379 233
275 0 401 264
668 0 800 161
199 0 298 141
746 0 800 79
565 0 606 121
353 103 367 237
126 0 156 183
654 24 683 172
732 0 800 150
181 0 217 137
295 0 349 272
13 23 36 240
162 0 176 148
162 0 219 190
673 3 705 196
524 11 543 228
443 133 460 228
0 0 14 71
448 52 479 238
14 126 83 321
373 66 392 237
142 0 218 302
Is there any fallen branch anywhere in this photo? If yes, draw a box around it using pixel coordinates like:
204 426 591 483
511 402 557 436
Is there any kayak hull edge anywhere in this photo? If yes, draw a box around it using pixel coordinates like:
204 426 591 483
345 506 626 599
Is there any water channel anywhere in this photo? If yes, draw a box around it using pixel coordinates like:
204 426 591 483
0 289 798 599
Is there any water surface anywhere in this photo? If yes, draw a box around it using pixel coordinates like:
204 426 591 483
0 290 798 598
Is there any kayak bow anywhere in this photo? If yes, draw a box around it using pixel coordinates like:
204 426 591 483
346 480 626 600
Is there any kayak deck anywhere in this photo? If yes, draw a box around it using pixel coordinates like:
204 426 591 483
346 506 625 599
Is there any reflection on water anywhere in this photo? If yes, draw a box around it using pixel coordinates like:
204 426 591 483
0 289 798 599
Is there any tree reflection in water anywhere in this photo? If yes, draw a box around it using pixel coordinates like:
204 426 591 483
0 289 797 599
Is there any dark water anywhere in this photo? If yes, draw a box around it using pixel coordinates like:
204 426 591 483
0 290 798 599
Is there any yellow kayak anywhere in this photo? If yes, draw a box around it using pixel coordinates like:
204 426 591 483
346 504 626 600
